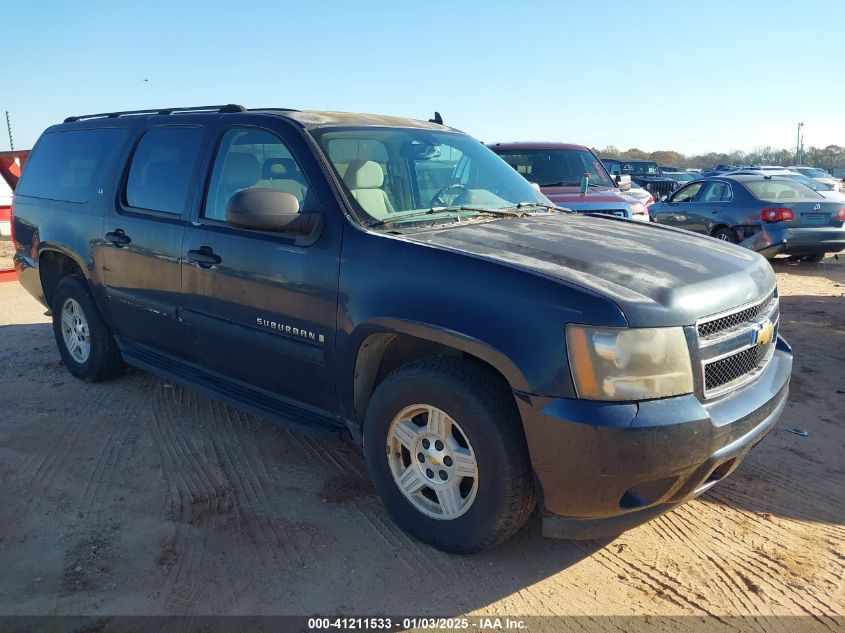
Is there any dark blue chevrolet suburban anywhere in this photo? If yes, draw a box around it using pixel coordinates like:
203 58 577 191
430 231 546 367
11 105 792 552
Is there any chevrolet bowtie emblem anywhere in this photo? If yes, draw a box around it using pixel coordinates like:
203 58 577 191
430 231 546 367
754 320 774 347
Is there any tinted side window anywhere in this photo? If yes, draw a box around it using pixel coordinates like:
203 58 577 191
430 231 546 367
204 127 312 222
16 128 128 203
701 181 732 202
125 127 203 214
671 182 703 203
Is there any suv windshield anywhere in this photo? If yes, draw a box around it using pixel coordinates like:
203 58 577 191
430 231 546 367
622 161 659 176
493 148 614 188
313 127 550 228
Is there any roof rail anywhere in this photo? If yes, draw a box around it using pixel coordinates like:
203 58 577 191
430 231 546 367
248 107 299 113
63 104 246 123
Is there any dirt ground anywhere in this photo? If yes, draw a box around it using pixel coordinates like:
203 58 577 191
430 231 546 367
0 255 842 626
0 238 14 269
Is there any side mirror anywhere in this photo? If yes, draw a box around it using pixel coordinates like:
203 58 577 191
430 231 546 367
660 194 671 203
226 188 322 243
529 182 542 193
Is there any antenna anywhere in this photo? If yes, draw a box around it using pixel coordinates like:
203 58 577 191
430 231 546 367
4 111 13 151
429 111 444 125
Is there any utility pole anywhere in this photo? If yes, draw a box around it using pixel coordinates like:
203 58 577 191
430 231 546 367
796 122 803 165
4 111 13 151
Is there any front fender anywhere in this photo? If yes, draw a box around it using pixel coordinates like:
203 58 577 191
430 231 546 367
334 224 628 422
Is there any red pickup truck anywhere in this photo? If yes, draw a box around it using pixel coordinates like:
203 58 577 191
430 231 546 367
489 142 648 221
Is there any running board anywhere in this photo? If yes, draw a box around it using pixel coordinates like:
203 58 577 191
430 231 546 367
120 341 347 440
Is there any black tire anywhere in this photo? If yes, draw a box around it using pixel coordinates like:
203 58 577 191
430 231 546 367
712 227 739 244
51 274 125 382
801 253 825 263
363 356 535 553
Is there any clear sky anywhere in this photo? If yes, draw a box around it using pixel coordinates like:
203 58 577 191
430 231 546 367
2 0 843 154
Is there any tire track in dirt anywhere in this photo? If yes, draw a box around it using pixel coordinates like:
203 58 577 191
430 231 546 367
150 382 228 613
149 379 334 611
700 500 844 595
663 505 782 623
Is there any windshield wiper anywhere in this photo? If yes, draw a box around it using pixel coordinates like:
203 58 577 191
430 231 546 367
368 204 538 229
503 201 563 212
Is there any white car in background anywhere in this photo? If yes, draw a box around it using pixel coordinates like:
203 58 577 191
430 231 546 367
622 182 656 207
788 166 841 192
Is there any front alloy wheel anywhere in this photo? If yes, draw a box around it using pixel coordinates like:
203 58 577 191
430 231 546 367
387 404 479 520
364 357 535 553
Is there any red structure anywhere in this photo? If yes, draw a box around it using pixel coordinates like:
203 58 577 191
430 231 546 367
1 150 29 282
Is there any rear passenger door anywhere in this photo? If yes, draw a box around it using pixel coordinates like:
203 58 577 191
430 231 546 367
102 125 204 357
180 122 341 415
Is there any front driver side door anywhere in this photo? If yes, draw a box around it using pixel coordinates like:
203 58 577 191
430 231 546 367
180 121 342 415
652 182 704 231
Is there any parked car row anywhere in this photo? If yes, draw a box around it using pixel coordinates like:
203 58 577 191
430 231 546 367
488 141 844 260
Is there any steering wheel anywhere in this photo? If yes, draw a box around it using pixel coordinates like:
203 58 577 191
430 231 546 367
430 183 468 208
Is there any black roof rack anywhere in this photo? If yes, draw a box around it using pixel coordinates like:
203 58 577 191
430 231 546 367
63 104 246 123
248 107 299 113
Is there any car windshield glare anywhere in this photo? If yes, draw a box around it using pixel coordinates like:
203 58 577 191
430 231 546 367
744 179 821 200
312 127 549 227
494 148 614 188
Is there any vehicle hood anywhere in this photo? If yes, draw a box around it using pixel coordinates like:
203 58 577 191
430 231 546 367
401 213 775 327
540 185 633 209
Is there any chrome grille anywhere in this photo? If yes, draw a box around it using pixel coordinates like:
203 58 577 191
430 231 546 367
704 343 773 392
697 290 777 340
696 288 779 399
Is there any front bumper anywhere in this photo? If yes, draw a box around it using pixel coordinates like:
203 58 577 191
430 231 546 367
516 336 792 539
741 225 845 257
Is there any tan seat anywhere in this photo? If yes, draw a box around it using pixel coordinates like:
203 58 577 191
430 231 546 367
213 153 260 220
257 158 308 203
343 160 395 219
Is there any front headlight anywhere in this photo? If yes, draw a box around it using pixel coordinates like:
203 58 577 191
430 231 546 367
566 325 693 401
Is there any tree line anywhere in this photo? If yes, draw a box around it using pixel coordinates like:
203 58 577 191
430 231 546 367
594 144 845 172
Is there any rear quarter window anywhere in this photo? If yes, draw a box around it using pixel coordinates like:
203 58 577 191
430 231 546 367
16 128 129 203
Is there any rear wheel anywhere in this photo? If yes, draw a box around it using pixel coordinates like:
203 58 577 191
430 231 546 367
712 227 739 243
52 275 125 381
363 357 535 553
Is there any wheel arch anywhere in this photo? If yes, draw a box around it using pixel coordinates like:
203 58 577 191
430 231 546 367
709 222 732 236
348 320 528 425
38 247 88 308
